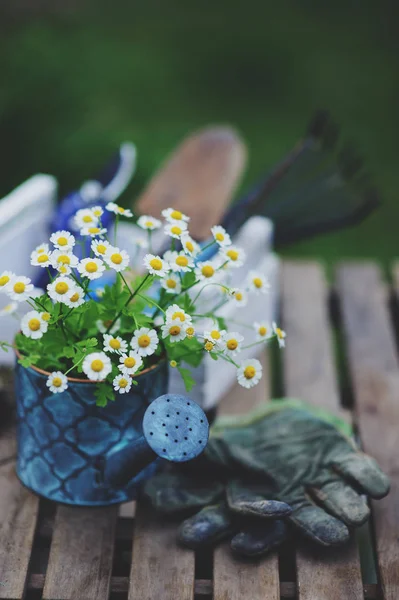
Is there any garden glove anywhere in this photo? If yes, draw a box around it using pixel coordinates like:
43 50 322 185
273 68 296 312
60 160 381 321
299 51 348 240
144 399 390 557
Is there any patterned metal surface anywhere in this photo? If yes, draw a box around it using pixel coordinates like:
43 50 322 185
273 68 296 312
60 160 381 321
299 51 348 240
15 360 168 506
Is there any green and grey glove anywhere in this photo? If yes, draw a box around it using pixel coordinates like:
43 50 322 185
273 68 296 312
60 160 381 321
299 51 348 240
144 400 390 557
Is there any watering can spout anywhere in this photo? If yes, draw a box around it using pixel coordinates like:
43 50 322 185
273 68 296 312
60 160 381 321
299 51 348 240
101 394 210 490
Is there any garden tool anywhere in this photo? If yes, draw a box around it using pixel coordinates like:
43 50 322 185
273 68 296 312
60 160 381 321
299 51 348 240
144 399 390 557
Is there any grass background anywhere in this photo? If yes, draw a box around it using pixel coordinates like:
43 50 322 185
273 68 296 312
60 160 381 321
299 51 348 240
0 0 398 263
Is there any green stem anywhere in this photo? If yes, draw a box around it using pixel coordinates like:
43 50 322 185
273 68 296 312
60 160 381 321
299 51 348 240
114 215 119 245
105 273 153 334
64 352 87 376
137 293 165 314
191 283 230 306
241 336 276 350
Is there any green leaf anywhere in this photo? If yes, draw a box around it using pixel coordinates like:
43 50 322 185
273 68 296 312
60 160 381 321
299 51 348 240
94 383 115 407
177 366 196 392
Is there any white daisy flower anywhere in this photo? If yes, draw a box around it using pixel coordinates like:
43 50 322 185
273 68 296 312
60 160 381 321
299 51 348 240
105 202 133 218
118 351 143 375
195 261 219 282
62 288 85 308
221 246 246 268
91 205 104 219
143 254 169 277
164 250 194 273
180 233 200 256
50 230 75 251
161 208 190 224
161 273 182 294
91 239 111 258
82 352 112 381
104 247 130 272
113 374 133 394
21 310 48 339
0 271 14 292
203 326 226 347
223 331 244 356
80 226 107 237
230 287 248 307
273 322 286 348
165 304 192 325
237 358 263 389
74 208 98 229
0 302 18 317
40 311 51 323
47 277 77 303
137 215 162 231
186 325 196 339
46 371 68 394
211 225 231 247
103 334 128 354
161 319 187 343
96 318 121 335
31 248 52 268
164 221 188 240
247 271 271 295
34 243 49 255
51 250 79 275
7 276 33 302
77 258 106 280
131 327 159 357
254 321 272 341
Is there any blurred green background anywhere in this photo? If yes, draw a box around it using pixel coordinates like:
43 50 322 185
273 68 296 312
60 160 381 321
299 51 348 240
0 0 398 263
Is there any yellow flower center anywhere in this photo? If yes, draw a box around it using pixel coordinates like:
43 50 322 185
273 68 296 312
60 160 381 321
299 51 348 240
38 254 49 264
205 341 214 352
215 233 224 241
111 254 123 265
201 265 215 278
227 249 239 261
227 339 238 350
91 359 104 372
145 221 153 228
117 207 125 214
259 326 267 336
14 282 26 294
118 377 128 388
109 338 121 349
88 227 100 234
57 255 71 265
253 277 263 288
166 278 177 289
52 377 63 387
235 292 243 301
170 360 177 368
172 311 185 322
57 236 68 246
86 261 98 273
0 275 10 286
169 325 181 336
186 326 195 337
244 366 256 379
150 258 163 271
37 248 45 254
138 334 151 348
93 209 102 217
275 327 283 339
211 330 221 340
97 244 107 254
42 312 51 322
171 210 182 220
59 266 68 274
55 282 69 295
70 293 80 303
185 241 194 252
176 256 188 267
28 318 41 331
83 215 93 223
124 357 136 368
171 226 182 235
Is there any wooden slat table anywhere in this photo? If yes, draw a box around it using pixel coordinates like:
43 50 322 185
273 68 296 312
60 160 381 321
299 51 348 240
0 260 398 600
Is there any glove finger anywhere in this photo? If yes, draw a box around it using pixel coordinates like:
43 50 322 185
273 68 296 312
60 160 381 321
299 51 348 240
309 480 369 527
332 453 390 499
227 479 292 518
289 502 350 546
144 472 224 514
231 519 288 557
178 503 233 549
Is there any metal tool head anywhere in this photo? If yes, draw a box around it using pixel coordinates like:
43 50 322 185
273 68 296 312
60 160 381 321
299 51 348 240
143 394 209 462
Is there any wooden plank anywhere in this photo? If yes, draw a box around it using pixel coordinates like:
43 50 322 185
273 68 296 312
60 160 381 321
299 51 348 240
214 351 280 600
337 263 399 600
281 261 364 600
0 462 39 600
129 503 195 600
43 505 118 600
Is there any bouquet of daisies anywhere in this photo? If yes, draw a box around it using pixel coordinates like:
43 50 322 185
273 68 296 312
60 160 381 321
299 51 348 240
0 202 285 406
